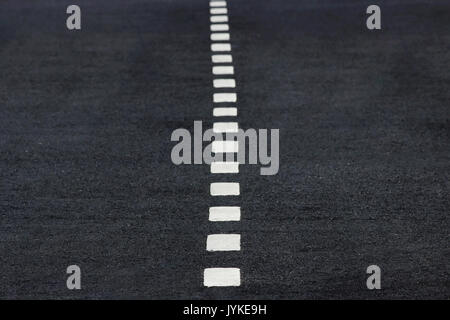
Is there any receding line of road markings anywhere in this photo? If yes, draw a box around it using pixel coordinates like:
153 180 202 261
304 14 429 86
212 66 234 75
210 1 227 8
204 268 240 287
206 234 241 251
211 43 231 52
213 93 237 103
210 182 240 196
210 24 229 31
212 54 232 63
206 0 242 289
213 107 237 117
209 206 241 221
210 15 228 23
211 33 230 41
210 8 227 15
212 141 239 153
213 122 238 133
211 161 239 174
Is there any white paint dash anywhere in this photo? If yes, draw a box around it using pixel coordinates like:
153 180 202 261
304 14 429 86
210 15 228 23
207 234 241 251
212 141 239 153
213 93 237 103
211 33 230 41
211 161 239 173
212 66 234 75
210 8 228 15
213 79 236 88
213 122 238 133
210 24 229 32
213 107 237 117
210 182 240 196
210 1 227 8
209 206 241 221
212 54 232 63
211 43 231 52
204 268 240 287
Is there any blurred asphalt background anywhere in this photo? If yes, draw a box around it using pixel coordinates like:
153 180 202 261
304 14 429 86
0 0 449 299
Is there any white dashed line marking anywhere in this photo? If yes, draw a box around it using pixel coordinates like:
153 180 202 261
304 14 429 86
210 24 229 31
213 107 237 117
211 161 239 173
212 54 233 63
211 33 230 41
211 43 231 52
213 93 237 103
205 0 241 288
210 8 228 14
212 141 239 153
207 234 241 251
210 182 240 196
204 268 240 287
209 206 241 221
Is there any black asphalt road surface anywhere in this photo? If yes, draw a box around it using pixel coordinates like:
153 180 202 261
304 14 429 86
0 0 449 299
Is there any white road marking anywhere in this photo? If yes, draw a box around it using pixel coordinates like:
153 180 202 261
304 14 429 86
207 234 241 251
210 1 227 8
211 161 239 173
204 268 240 287
213 93 237 103
210 15 228 23
210 182 240 196
211 33 230 41
213 122 238 133
211 43 231 52
210 8 227 14
206 0 242 289
210 24 229 31
213 79 236 88
212 66 234 75
209 206 241 221
213 107 237 117
212 141 239 153
211 54 233 63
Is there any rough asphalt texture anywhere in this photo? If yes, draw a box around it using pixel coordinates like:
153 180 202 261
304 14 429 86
0 0 449 299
